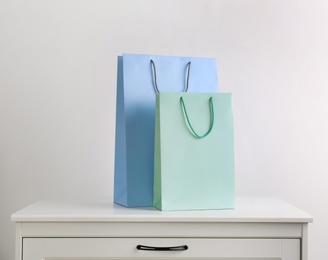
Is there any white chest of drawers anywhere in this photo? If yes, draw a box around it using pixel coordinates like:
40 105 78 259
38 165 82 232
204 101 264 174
11 197 312 260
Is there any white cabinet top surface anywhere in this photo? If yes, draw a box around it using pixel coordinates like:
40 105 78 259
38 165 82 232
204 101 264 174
11 197 312 223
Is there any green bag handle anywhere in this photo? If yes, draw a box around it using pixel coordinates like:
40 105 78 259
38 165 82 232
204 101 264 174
150 59 191 93
180 96 214 139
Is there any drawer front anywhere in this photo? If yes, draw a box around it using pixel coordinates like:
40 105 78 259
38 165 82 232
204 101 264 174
23 238 300 259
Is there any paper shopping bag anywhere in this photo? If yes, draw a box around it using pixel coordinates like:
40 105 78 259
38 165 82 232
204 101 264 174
114 54 219 207
154 92 235 211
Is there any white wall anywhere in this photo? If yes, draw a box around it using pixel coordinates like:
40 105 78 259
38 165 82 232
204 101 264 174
1 0 327 259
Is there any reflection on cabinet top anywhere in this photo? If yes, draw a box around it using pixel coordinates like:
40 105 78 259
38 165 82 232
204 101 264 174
11 197 312 223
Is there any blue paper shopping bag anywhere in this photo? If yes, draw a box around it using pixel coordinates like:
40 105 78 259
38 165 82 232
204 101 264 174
114 53 219 207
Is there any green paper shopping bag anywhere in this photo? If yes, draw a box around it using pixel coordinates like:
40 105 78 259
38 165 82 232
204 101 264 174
153 92 235 211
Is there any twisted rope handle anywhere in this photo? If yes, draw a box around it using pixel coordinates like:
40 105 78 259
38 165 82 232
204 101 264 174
180 97 214 139
150 60 191 93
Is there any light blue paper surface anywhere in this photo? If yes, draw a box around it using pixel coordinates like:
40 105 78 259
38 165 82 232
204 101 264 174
114 54 219 207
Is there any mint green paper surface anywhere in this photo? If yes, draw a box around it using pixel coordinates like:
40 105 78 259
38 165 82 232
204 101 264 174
153 92 235 211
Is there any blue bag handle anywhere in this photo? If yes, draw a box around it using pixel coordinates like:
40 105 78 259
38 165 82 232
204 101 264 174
150 59 191 93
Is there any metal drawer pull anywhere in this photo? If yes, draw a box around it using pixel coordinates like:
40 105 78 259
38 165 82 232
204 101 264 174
136 245 188 251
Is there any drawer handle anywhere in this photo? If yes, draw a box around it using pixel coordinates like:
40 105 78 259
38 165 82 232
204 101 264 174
136 245 188 251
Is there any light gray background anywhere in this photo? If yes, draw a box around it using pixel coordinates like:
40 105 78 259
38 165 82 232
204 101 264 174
1 0 327 259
